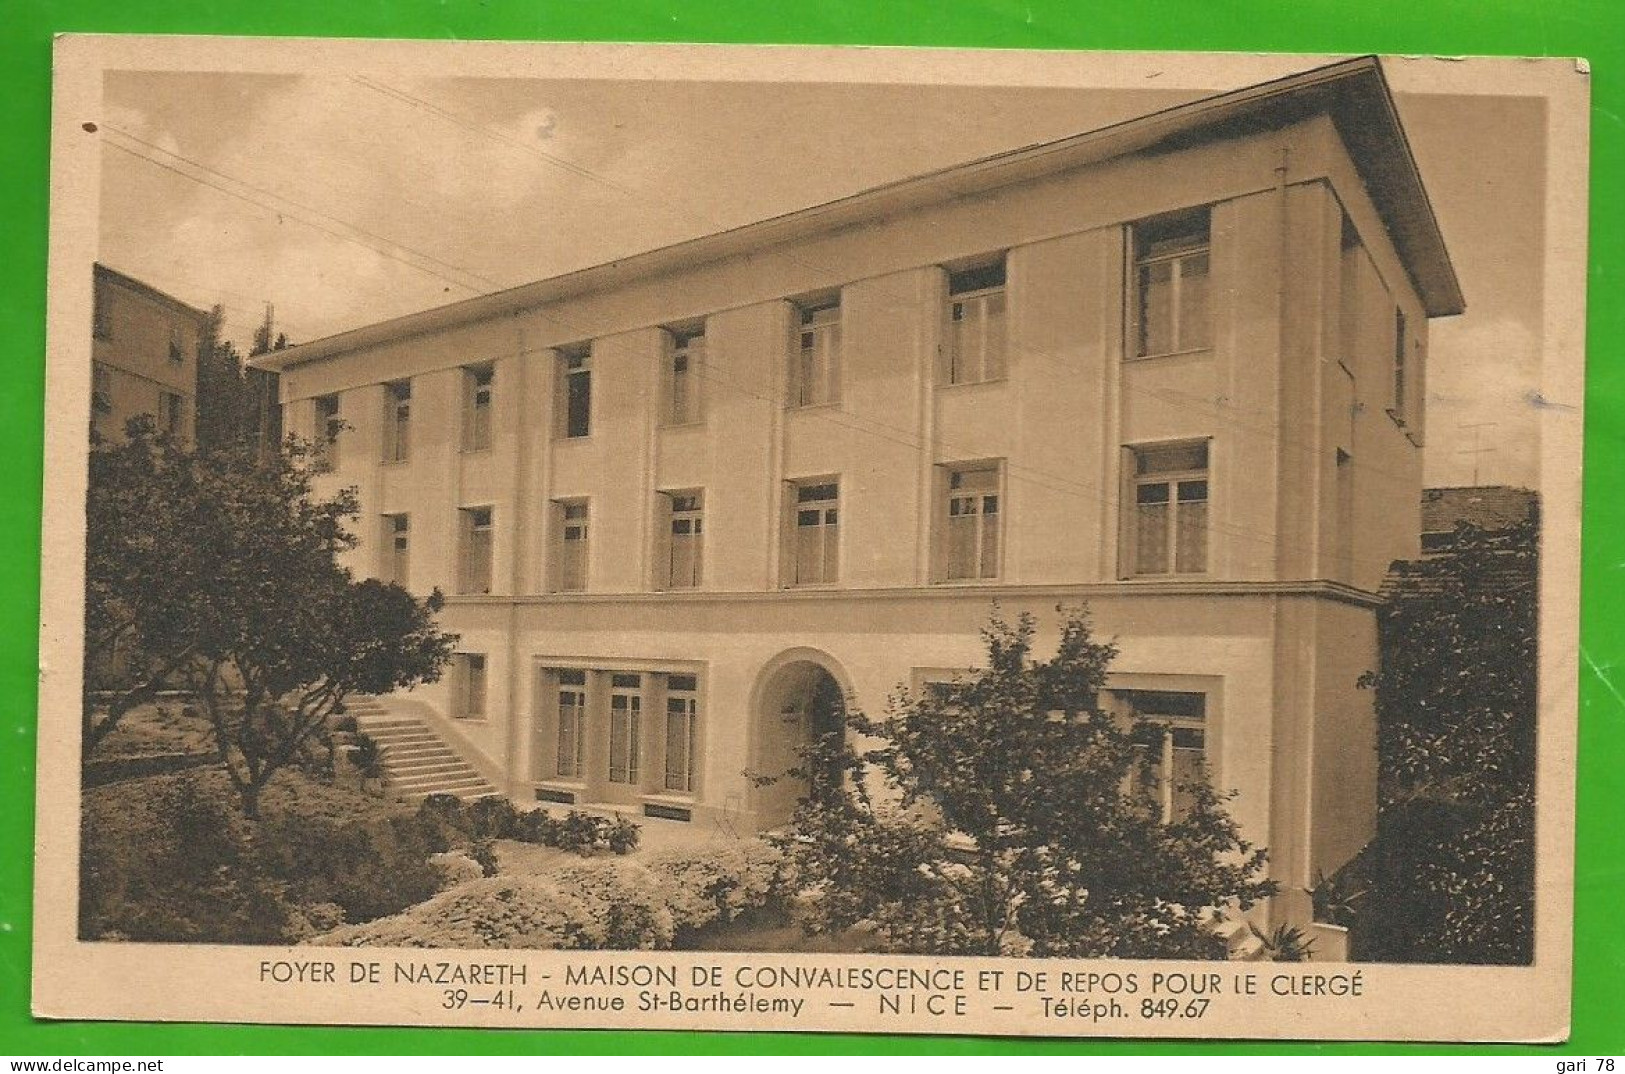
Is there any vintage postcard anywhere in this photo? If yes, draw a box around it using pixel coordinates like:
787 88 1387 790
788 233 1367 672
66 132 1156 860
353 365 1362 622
35 37 1588 1040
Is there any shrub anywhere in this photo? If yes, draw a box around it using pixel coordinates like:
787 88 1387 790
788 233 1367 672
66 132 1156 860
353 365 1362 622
606 815 641 856
645 841 788 942
332 714 359 733
319 876 606 950
468 837 500 878
551 858 675 949
428 850 485 885
466 796 522 840
254 811 452 924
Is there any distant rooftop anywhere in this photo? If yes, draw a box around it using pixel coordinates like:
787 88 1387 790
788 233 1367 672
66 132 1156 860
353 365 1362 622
1422 486 1540 534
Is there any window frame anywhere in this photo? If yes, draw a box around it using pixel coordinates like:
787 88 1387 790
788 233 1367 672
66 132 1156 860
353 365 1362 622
1110 688 1208 824
160 391 186 439
660 490 705 591
553 499 590 593
453 653 488 721
382 513 410 588
784 478 841 588
664 327 705 426
167 324 186 363
462 364 494 453
607 673 643 786
790 299 841 408
313 394 342 472
1390 308 1408 424
458 505 495 595
554 668 588 781
92 284 113 341
663 672 700 794
1124 440 1211 577
383 379 412 464
937 462 1004 583
944 260 1008 386
91 363 113 415
1129 208 1213 360
558 345 592 440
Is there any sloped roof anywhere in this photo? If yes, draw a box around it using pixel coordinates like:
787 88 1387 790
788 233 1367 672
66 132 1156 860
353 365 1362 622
253 54 1463 373
1421 487 1540 535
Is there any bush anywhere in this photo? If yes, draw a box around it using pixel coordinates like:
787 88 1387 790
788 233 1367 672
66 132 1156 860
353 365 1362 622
332 714 359 734
256 811 452 924
468 837 500 878
320 876 606 950
466 796 522 840
428 850 485 885
645 841 789 941
606 815 641 855
551 859 674 949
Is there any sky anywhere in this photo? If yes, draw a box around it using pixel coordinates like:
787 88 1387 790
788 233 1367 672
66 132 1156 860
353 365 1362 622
96 57 1548 489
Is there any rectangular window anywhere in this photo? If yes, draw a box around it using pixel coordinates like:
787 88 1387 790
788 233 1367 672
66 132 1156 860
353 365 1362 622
1392 309 1408 421
1129 442 1209 576
786 480 839 586
168 325 185 362
314 394 341 472
160 391 185 439
459 506 494 595
608 673 642 785
384 380 411 463
1335 449 1354 581
555 668 587 780
454 653 488 720
941 464 1001 581
555 500 589 592
946 261 1007 385
791 300 841 407
91 363 112 415
382 514 410 587
1117 689 1206 824
1131 209 1212 358
559 346 591 439
666 328 704 425
662 491 704 590
463 364 494 452
664 673 699 793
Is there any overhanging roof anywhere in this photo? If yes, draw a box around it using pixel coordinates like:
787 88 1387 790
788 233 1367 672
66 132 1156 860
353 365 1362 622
253 55 1464 372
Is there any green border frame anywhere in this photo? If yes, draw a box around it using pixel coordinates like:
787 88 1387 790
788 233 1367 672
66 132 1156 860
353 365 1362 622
2 0 1618 1056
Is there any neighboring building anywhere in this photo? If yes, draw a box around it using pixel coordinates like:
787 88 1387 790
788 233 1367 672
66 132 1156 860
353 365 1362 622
251 56 1463 928
91 263 208 444
1420 486 1539 555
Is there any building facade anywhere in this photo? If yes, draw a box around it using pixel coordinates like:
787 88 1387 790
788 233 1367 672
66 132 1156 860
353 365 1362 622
91 263 208 444
254 57 1463 926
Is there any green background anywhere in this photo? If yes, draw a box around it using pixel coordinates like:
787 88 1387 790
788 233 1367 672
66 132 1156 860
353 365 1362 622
2 0 1619 1056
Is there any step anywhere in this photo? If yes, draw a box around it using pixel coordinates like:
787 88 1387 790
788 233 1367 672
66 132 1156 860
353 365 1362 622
389 771 490 790
389 761 477 778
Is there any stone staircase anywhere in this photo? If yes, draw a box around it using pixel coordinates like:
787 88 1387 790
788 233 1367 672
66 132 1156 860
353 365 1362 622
344 695 498 800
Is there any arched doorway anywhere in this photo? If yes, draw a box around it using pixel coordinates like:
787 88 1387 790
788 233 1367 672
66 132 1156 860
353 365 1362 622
750 652 850 830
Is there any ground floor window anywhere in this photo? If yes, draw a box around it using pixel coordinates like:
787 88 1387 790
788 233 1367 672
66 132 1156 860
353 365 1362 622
665 673 698 793
453 653 487 720
1114 688 1206 823
608 673 642 785
555 669 587 779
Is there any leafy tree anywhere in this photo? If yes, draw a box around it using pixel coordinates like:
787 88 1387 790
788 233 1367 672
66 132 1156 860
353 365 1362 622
775 608 1275 958
1356 515 1538 964
83 422 455 815
196 304 284 453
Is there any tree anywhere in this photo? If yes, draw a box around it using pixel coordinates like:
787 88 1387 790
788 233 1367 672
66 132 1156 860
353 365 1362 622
1355 515 1538 964
82 423 455 815
83 417 202 753
196 303 285 453
775 608 1276 958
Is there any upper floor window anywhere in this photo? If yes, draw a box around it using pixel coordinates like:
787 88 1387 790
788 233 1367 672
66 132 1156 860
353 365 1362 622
384 380 411 463
459 506 494 595
554 500 589 593
452 653 488 720
1116 689 1206 824
313 394 341 472
1127 441 1209 576
463 364 494 452
939 464 1001 582
1131 209 1211 358
160 391 186 439
661 491 704 590
666 328 705 425
559 346 591 439
382 513 410 588
91 363 112 415
946 261 1007 385
168 325 185 363
786 480 839 587
1391 309 1408 423
664 673 699 794
792 300 841 407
